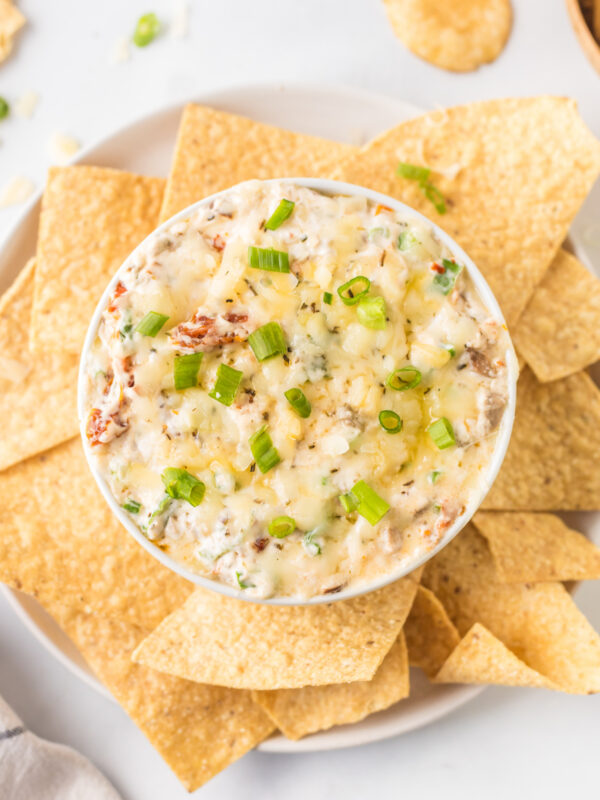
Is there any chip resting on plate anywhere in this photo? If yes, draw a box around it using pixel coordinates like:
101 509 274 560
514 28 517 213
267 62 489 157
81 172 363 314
382 0 512 72
132 573 421 690
0 260 79 472
482 368 600 510
473 511 600 583
0 0 26 62
333 97 600 327
252 632 409 740
404 585 460 678
160 104 357 221
513 249 600 382
31 166 164 355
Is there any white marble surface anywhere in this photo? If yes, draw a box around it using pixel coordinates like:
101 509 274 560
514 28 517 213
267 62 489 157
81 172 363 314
1 1 600 798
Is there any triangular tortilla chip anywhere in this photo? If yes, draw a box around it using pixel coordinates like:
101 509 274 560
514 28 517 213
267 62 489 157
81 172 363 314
132 572 422 690
473 511 600 582
423 525 600 693
333 97 600 326
482 368 600 510
160 104 357 221
0 260 79 471
31 166 165 354
0 0 26 62
434 623 556 689
513 249 600 382
252 632 409 740
404 585 460 678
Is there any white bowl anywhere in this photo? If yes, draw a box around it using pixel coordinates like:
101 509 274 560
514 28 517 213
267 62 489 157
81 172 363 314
78 177 518 606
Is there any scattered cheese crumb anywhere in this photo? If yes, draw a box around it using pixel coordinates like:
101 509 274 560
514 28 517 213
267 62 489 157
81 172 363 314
14 89 39 118
0 175 35 208
170 0 189 38
47 132 80 164
108 35 130 64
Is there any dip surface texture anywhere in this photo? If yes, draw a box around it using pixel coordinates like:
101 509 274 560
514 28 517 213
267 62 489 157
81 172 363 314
83 181 511 599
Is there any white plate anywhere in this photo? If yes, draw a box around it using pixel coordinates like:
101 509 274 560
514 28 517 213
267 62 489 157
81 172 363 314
2 82 599 755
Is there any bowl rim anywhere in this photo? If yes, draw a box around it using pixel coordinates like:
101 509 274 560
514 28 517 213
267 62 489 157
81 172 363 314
78 177 518 606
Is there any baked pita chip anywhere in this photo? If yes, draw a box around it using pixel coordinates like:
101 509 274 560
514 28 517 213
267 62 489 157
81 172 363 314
0 0 25 62
333 97 600 326
404 585 460 678
252 632 409 740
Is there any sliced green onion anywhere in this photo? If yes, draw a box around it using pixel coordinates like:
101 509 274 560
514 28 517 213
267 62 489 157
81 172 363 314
248 245 290 273
357 296 387 330
133 13 160 47
378 410 403 434
323 291 333 305
174 352 203 391
441 343 456 358
428 470 442 484
351 480 390 526
122 500 141 514
303 529 322 556
264 199 295 230
397 162 431 182
135 310 169 337
398 230 419 250
339 492 358 514
284 387 311 418
161 468 206 506
249 425 281 473
433 259 462 294
248 321 287 361
369 226 389 240
337 275 370 306
209 363 243 406
0 97 8 120
268 515 296 538
236 571 253 589
145 495 171 529
421 182 447 215
386 366 422 391
428 418 456 450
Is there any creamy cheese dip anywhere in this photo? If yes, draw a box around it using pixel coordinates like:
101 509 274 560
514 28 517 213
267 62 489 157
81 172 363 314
83 180 511 599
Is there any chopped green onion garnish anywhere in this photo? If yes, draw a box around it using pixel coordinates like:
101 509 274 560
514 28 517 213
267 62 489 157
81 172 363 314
133 12 160 47
284 387 311 418
119 323 133 340
428 418 456 450
398 230 419 250
337 275 370 306
357 296 387 330
264 199 295 230
397 162 431 182
303 530 322 556
236 571 253 589
268 515 296 538
135 310 169 337
161 468 206 506
323 291 333 305
339 492 358 514
144 495 171 529
248 321 287 361
248 245 290 273
209 363 243 406
0 97 10 120
378 410 403 434
428 470 442 484
351 480 390 526
122 500 141 514
421 182 447 215
442 343 456 358
174 352 203 391
249 425 281 473
433 259 462 294
386 366 422 391
369 227 389 240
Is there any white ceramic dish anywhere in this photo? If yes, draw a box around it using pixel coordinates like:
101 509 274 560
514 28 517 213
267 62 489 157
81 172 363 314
2 83 599 754
78 177 518 606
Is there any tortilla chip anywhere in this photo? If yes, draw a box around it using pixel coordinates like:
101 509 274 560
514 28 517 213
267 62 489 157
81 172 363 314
333 97 600 327
132 572 422 690
513 249 600 382
64 613 273 791
482 368 600 510
434 623 556 689
473 511 600 583
160 104 357 221
0 438 192 629
31 166 164 355
404 586 460 678
0 0 25 62
423 525 600 693
0 260 80 471
252 632 409 740
382 0 512 72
